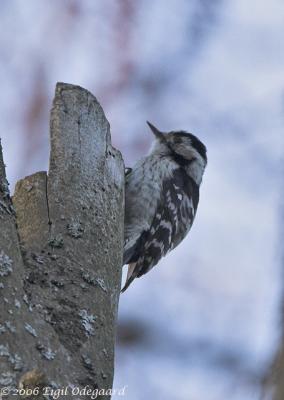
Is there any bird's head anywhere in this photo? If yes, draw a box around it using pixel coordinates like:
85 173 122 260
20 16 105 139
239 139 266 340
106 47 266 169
147 121 207 169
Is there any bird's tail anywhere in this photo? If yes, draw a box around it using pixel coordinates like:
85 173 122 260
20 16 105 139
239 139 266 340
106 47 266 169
121 263 137 293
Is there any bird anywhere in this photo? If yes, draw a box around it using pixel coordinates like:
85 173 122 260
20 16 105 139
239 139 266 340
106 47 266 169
122 122 207 292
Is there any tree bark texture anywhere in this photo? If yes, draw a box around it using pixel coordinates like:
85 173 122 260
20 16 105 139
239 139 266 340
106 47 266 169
266 318 284 400
0 83 124 399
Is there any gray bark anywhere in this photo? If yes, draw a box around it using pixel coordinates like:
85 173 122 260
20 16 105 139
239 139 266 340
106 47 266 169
0 83 124 399
265 321 284 400
271 350 284 400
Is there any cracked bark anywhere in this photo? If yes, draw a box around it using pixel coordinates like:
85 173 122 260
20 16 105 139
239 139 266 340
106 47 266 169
0 83 124 399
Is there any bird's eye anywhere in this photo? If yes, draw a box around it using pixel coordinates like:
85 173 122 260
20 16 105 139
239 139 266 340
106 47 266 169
174 137 182 144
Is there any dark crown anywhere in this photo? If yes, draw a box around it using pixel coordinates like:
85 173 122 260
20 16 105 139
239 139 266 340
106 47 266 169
172 131 207 164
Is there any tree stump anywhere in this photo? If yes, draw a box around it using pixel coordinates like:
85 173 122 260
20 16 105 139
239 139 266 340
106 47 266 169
0 83 124 399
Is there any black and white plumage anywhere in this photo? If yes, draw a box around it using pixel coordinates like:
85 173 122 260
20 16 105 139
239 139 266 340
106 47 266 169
122 122 207 292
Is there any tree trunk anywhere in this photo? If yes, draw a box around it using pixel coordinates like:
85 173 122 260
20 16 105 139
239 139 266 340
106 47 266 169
0 83 124 399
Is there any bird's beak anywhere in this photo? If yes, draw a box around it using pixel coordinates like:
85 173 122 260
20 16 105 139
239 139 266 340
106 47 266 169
146 121 164 140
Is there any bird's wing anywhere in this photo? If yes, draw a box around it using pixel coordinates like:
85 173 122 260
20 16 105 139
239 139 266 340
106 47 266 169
122 169 199 291
123 159 164 264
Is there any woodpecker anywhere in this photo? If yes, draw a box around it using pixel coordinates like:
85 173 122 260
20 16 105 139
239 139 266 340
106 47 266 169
122 122 207 292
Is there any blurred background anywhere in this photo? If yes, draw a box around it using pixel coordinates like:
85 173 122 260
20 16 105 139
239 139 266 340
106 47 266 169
1 1 284 399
